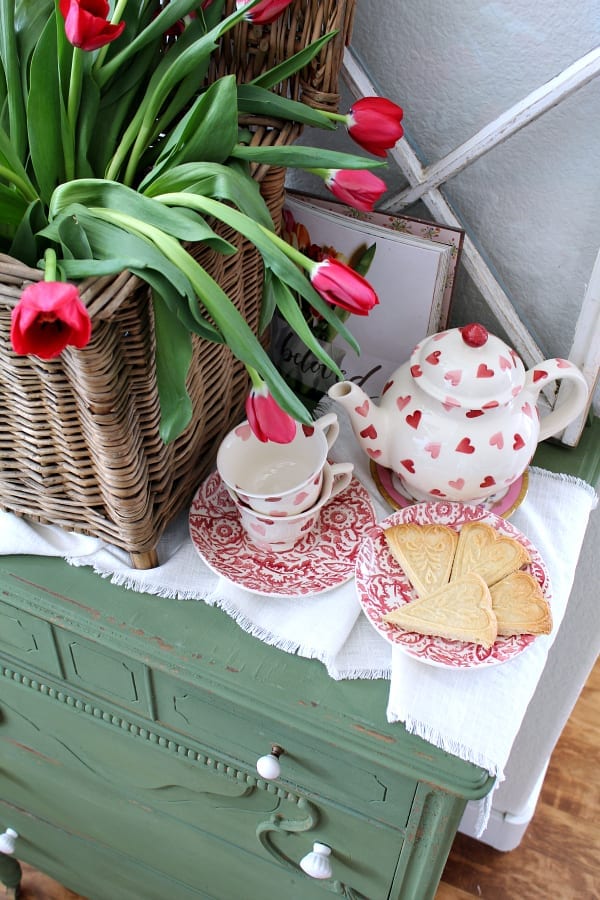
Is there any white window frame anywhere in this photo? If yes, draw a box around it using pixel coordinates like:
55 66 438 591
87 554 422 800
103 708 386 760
342 47 600 443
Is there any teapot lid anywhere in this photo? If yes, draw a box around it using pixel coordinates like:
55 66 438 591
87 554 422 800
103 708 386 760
411 323 526 407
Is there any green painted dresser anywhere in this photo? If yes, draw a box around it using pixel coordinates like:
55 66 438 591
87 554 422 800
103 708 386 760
0 553 494 900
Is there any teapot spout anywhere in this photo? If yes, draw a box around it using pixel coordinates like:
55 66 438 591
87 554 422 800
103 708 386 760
328 381 390 468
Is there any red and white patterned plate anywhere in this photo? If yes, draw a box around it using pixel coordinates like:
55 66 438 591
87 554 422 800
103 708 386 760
355 502 552 669
370 460 529 519
190 471 377 598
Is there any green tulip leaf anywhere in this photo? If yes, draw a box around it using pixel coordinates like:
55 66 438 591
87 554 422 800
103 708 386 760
142 162 273 228
0 0 27 158
237 85 335 130
152 192 361 354
0 184 28 228
27 13 64 202
260 269 278 335
55 212 93 259
98 0 206 84
266 272 344 379
0 127 37 201
89 46 158 176
49 179 233 250
231 143 386 171
74 68 98 180
152 288 194 444
250 32 337 92
8 198 47 265
353 242 377 276
85 208 311 424
149 77 239 181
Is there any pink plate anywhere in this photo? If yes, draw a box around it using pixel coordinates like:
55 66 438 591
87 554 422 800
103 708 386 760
370 460 529 519
355 502 552 669
190 471 376 598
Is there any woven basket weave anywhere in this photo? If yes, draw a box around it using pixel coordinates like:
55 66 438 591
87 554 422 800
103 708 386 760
0 1 355 568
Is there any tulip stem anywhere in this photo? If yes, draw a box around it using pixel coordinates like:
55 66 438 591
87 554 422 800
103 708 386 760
67 48 82 130
65 47 83 180
95 0 129 70
246 365 262 389
0 165 37 203
257 222 317 275
322 111 348 124
43 248 57 282
256 225 314 275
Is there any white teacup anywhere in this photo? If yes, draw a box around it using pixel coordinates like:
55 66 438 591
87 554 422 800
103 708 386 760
232 461 354 552
216 413 340 516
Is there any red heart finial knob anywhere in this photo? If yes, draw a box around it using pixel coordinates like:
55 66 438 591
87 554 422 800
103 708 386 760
460 323 488 347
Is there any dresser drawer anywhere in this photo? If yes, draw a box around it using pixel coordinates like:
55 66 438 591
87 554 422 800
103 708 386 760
0 596 62 677
52 627 153 717
154 670 416 830
0 672 403 900
0 798 209 900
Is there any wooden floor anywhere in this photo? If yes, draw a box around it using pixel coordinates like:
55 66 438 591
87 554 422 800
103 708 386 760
9 661 599 900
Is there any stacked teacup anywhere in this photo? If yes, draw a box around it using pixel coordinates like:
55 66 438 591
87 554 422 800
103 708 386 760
216 413 353 552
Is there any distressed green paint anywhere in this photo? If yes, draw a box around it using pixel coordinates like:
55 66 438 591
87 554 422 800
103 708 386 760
0 556 495 899
533 416 600 487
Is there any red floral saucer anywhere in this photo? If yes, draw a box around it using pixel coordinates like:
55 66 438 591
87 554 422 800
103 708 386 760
189 471 376 598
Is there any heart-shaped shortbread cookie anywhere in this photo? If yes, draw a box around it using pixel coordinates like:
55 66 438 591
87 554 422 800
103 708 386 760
384 523 458 598
450 521 530 586
490 571 552 636
383 572 497 649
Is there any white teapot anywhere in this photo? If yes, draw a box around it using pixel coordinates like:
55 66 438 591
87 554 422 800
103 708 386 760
328 323 589 503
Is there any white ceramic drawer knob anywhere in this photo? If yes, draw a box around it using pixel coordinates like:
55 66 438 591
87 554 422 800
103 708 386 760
0 828 18 854
256 744 284 780
300 842 332 879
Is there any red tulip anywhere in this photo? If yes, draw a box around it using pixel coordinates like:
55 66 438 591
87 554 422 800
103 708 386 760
59 0 126 51
325 169 387 211
236 0 294 25
347 97 404 158
246 379 297 443
311 258 379 316
11 282 92 360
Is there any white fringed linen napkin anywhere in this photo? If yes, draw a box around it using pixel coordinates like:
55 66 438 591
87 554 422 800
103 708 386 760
385 464 597 832
0 406 596 835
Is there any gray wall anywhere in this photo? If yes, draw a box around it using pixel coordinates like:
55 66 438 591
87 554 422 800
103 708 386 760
352 0 600 366
290 0 600 410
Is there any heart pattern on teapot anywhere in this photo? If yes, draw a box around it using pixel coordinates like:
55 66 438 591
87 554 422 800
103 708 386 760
329 321 588 508
406 410 422 429
360 424 378 440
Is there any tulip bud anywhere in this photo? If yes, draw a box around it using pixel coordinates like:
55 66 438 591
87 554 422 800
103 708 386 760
59 0 126 51
325 169 387 212
311 259 379 316
347 97 404 157
236 0 294 25
246 377 297 443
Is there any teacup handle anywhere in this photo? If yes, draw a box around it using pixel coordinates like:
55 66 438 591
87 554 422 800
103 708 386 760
524 358 589 442
328 462 354 499
314 412 339 451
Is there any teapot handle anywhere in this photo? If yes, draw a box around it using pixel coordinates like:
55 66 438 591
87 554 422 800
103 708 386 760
525 359 589 442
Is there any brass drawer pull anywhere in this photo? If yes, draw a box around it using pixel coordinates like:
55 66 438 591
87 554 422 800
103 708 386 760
256 744 285 780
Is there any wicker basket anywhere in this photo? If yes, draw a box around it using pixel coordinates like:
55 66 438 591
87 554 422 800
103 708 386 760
0 1 355 568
